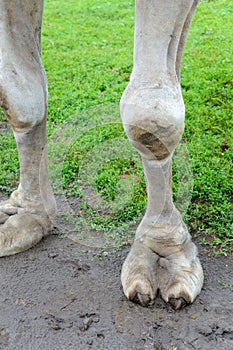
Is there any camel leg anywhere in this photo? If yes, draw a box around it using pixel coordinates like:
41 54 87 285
0 1 56 256
120 0 203 309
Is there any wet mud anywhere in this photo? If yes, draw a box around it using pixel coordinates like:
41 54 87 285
0 196 232 349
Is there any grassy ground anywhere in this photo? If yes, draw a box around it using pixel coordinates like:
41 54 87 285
0 0 232 253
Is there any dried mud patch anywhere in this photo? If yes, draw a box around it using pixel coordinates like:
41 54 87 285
0 194 232 349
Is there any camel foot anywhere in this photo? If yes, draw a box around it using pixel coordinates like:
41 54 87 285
0 213 44 257
0 189 56 257
121 240 204 310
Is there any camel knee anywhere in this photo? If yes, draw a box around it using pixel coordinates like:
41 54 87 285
120 82 185 161
0 0 47 132
0 67 47 132
123 123 181 161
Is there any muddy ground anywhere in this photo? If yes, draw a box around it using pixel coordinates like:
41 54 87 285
0 194 232 350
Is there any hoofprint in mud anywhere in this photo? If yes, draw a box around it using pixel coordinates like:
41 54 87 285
1 0 206 309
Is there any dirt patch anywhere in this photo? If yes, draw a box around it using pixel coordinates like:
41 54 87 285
0 194 232 350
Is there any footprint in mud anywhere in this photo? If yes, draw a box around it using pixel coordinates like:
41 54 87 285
45 312 100 332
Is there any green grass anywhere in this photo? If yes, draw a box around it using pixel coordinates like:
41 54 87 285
0 0 232 253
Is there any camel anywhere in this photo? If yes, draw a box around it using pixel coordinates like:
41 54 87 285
0 0 203 310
